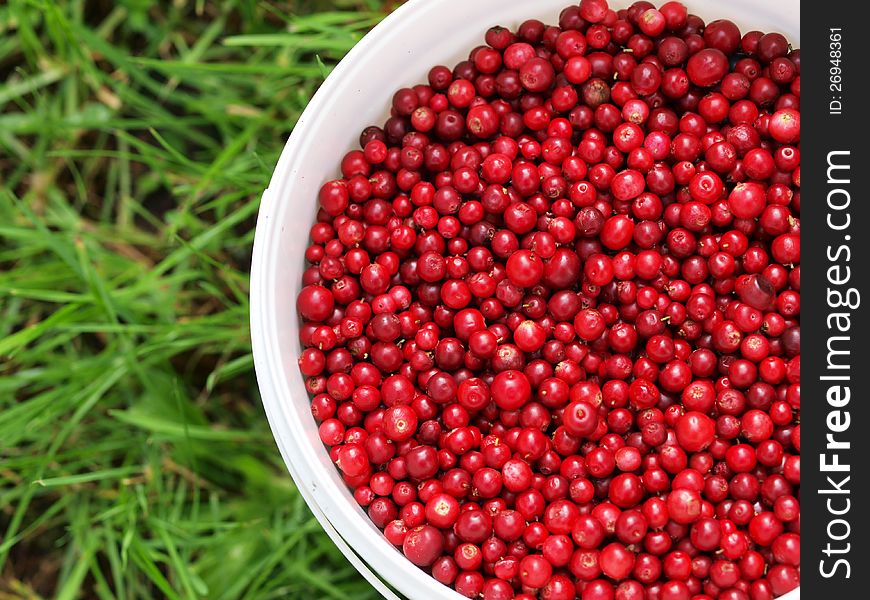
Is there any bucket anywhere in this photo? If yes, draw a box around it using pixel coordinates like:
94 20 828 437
250 1 801 597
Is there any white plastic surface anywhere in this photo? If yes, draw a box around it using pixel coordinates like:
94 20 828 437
250 1 800 598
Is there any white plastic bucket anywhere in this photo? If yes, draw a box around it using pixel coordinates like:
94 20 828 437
250 1 801 598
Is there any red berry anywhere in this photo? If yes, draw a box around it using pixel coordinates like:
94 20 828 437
769 108 800 143
295 5 802 594
402 525 444 566
687 49 729 87
297 285 334 322
675 411 716 452
491 370 532 410
519 554 553 589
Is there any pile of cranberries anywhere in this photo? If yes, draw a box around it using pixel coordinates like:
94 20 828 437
295 0 800 598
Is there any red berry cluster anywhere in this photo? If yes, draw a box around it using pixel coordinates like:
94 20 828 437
296 1 800 598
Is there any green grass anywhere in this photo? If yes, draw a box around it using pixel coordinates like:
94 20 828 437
0 1 399 598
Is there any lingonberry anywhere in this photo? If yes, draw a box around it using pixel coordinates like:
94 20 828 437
674 411 716 452
667 488 703 524
687 48 729 87
403 525 444 566
296 1 801 595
